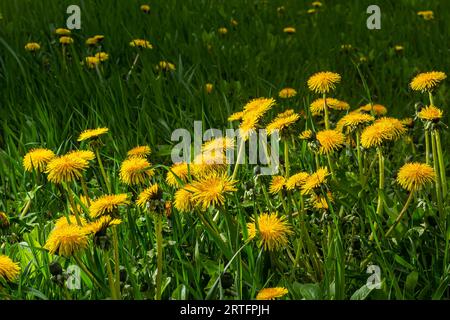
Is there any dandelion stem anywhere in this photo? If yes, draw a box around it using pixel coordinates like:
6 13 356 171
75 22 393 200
111 227 122 299
384 191 414 238
326 153 335 179
154 213 163 300
431 131 444 220
323 93 330 130
95 147 111 193
424 129 430 165
105 250 118 300
232 139 246 180
126 53 140 81
284 140 290 178
376 147 385 217
80 175 91 207
65 184 83 226
434 129 447 199
73 255 103 289
355 130 363 183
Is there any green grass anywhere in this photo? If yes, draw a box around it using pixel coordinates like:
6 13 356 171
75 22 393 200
0 0 449 300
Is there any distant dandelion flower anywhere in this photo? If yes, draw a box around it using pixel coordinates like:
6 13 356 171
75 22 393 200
278 88 297 98
401 118 414 129
218 27 228 35
336 112 374 132
299 129 313 140
23 148 55 172
127 145 151 158
46 155 89 184
55 28 71 36
397 162 435 191
247 213 293 251
202 137 235 154
0 255 20 282
174 184 196 212
119 157 154 185
417 11 434 20
310 98 349 116
286 172 309 190
129 39 153 49
394 45 404 52
283 27 296 34
136 184 160 209
0 212 10 229
84 56 100 69
190 173 237 210
85 37 98 46
140 4 151 13
316 129 345 154
307 8 317 14
166 162 190 187
340 44 353 52
192 152 227 177
410 71 446 92
230 18 238 27
157 60 176 72
228 111 244 122
307 71 341 94
269 175 286 194
84 215 122 235
242 97 275 121
418 105 443 122
95 52 109 62
301 167 329 195
311 191 333 210
361 117 406 148
24 42 40 52
205 83 214 93
257 287 289 300
59 36 74 45
266 109 300 135
312 1 323 7
89 194 129 218
78 127 109 142
55 215 87 229
44 224 88 257
357 103 388 116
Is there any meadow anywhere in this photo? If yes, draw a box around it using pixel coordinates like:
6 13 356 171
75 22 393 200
0 0 449 300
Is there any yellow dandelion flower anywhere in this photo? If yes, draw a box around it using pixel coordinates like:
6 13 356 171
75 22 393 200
394 45 404 52
55 215 87 229
410 71 446 92
89 194 129 218
202 137 235 154
84 215 122 235
256 287 289 300
283 27 296 34
190 173 237 211
228 111 244 122
286 172 309 190
307 8 317 14
0 212 10 229
266 109 300 135
84 56 100 69
218 27 228 35
311 1 323 7
401 118 414 128
205 83 214 93
45 155 89 184
136 184 160 209
166 162 191 187
310 98 349 116
140 4 151 13
307 71 341 94
85 37 98 46
397 162 435 191
127 145 151 158
129 39 153 49
70 195 91 215
0 255 20 282
336 112 374 132
24 42 40 52
316 129 345 154
95 52 109 62
357 103 388 116
269 175 286 194
68 150 96 161
44 224 88 257
361 117 406 148
55 28 71 36
157 60 176 72
299 129 313 140
23 148 55 173
278 88 297 98
301 167 329 195
93 35 104 42
417 11 434 20
230 18 238 27
311 191 333 210
78 127 109 142
59 36 74 45
418 105 443 122
174 184 196 213
242 97 275 120
119 157 155 185
340 44 353 51
247 213 293 251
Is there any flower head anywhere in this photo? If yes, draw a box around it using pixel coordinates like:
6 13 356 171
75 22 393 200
228 111 244 122
157 61 176 72
410 71 446 92
418 105 443 122
78 127 109 142
417 11 434 20
357 103 388 116
397 162 435 191
278 88 297 99
307 71 341 94
311 191 333 210
140 4 151 13
174 184 196 212
119 157 154 185
25 42 40 52
89 194 129 218
256 287 288 300
55 28 71 36
67 150 96 161
84 215 122 235
266 110 300 135
283 27 296 34
0 255 20 282
316 129 345 154
361 117 406 148
190 173 237 211
166 162 191 187
336 112 374 133
301 167 329 195
0 212 10 229
127 145 151 158
299 129 313 140
95 52 109 62
44 224 88 257
310 98 349 116
59 36 74 45
129 39 153 49
55 215 87 229
45 154 89 183
205 83 214 94
136 184 160 209
84 56 100 69
286 172 309 190
218 27 228 35
246 213 293 251
23 148 55 172
269 175 286 194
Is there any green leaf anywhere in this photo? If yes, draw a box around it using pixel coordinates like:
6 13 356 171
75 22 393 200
291 282 321 300
405 271 419 293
